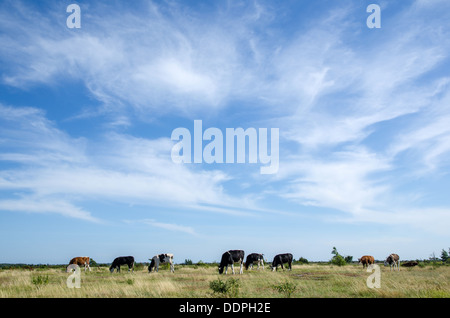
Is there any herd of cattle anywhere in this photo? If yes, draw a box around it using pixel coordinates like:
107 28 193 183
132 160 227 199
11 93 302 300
68 251 401 274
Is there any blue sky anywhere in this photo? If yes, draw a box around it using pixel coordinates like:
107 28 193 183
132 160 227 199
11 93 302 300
0 0 449 265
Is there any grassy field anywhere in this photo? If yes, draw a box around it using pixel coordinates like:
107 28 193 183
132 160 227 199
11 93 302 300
0 263 449 298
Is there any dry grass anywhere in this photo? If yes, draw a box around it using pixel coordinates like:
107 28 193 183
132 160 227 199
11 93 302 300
0 264 448 298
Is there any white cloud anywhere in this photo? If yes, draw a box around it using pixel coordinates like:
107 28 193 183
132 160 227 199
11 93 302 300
0 104 267 221
127 219 198 236
0 197 100 223
1 0 450 236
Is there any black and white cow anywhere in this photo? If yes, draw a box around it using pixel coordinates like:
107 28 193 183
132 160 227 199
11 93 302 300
109 256 135 273
148 253 174 273
244 253 264 270
384 253 400 271
271 253 293 271
218 250 245 274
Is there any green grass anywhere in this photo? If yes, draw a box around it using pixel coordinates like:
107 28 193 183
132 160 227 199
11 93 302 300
0 264 448 298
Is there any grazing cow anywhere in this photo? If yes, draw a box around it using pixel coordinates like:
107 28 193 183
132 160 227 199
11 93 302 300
384 253 400 271
271 253 293 271
358 255 375 268
401 261 418 267
68 256 91 272
218 250 245 274
109 256 135 273
244 253 264 270
148 253 174 273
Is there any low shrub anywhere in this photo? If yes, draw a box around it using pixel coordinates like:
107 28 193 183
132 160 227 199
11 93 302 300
31 275 49 289
272 281 297 298
209 278 240 298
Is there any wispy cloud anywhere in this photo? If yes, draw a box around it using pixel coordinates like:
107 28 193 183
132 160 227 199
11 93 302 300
126 219 198 236
0 103 267 221
0 196 100 223
1 0 450 237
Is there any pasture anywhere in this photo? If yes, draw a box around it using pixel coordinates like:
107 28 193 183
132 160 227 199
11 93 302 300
0 263 449 298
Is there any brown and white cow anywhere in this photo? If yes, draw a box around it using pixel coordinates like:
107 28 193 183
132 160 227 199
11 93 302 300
68 256 91 272
358 255 375 268
384 253 400 271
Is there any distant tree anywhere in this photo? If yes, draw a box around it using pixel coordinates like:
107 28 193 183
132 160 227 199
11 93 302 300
330 247 346 266
344 255 353 263
441 249 449 262
429 252 438 262
331 247 339 256
297 257 309 264
184 259 193 265
89 258 98 267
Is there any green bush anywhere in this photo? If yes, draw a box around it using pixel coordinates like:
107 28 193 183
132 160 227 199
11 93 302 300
209 278 240 298
330 255 346 266
330 247 347 266
196 260 209 268
272 281 297 298
31 275 49 289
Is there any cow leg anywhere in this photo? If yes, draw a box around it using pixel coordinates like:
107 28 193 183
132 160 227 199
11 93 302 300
231 264 235 275
171 263 174 273
239 261 243 274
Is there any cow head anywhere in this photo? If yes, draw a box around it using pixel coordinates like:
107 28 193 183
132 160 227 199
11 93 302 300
384 255 392 266
109 265 115 273
270 262 277 271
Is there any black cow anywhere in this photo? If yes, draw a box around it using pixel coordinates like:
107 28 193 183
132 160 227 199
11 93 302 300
218 250 245 274
109 256 135 273
244 253 264 270
271 253 293 271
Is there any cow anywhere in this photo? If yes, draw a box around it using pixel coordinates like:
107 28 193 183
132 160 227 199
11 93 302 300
68 256 91 272
401 261 418 267
218 250 245 274
244 253 264 270
384 253 400 271
148 253 174 273
109 256 135 273
271 253 293 271
358 255 375 268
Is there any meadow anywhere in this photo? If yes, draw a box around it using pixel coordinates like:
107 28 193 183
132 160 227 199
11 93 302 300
0 263 449 298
